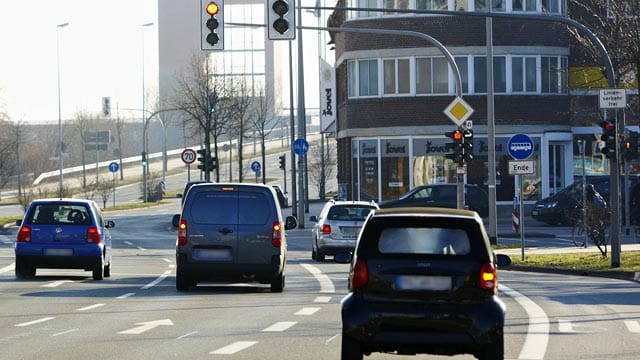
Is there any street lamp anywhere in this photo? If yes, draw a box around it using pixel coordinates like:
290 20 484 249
141 22 154 189
56 22 69 199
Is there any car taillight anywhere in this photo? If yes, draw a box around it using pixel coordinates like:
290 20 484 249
480 263 497 292
350 259 368 289
321 224 331 234
17 226 31 242
86 227 102 244
177 219 188 246
272 221 282 247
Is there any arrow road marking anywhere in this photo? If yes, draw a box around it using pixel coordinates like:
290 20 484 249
118 319 174 335
210 341 258 355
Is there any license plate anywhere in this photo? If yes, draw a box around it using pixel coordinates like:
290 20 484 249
45 248 73 256
194 248 232 261
396 275 452 291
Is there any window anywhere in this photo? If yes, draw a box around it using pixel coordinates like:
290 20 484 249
384 59 410 95
513 0 536 12
454 57 469 93
416 0 448 10
356 0 377 18
542 56 567 93
348 59 379 97
512 56 537 93
416 57 448 94
475 0 505 12
378 227 471 255
542 0 561 14
384 0 410 15
473 56 506 93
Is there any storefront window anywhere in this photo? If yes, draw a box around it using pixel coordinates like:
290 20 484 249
358 140 379 201
381 139 410 200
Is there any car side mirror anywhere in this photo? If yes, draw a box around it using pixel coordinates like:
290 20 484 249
309 215 318 222
284 215 297 230
176 194 183 199
15 219 22 226
496 254 512 267
172 214 181 228
105 220 115 229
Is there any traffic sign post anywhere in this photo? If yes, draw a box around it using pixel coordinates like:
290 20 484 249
251 161 261 183
108 162 119 209
507 134 535 261
293 138 309 155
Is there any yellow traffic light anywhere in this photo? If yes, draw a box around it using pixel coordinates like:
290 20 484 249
205 2 219 16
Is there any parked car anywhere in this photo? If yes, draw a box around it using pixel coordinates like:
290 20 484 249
339 207 511 360
272 184 288 208
172 183 297 292
531 175 640 226
378 183 489 217
15 198 114 280
309 200 378 261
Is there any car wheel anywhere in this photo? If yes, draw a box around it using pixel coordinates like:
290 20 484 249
15 257 34 279
311 241 318 260
477 333 504 360
176 269 191 291
341 332 363 360
103 260 111 278
92 257 104 280
270 271 285 293
316 250 325 262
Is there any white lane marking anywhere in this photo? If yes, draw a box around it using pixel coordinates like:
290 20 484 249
500 284 549 360
162 258 172 263
558 320 576 333
141 270 172 289
42 280 74 288
262 321 297 332
15 317 56 327
117 293 136 299
314 296 332 303
118 319 174 335
77 303 105 312
123 241 133 246
625 320 640 333
295 307 320 316
0 264 14 274
300 263 335 293
176 331 198 340
137 246 146 251
210 341 258 355
53 328 79 337
325 334 339 344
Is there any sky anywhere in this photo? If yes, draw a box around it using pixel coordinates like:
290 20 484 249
0 0 158 123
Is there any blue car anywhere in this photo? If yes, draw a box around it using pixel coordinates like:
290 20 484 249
15 199 114 280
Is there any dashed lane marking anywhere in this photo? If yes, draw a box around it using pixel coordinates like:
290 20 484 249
295 307 320 316
15 317 55 327
262 321 297 332
210 341 258 355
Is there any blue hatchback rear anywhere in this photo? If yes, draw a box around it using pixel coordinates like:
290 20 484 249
15 198 114 280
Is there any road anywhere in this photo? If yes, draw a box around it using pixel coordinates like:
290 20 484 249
0 200 639 359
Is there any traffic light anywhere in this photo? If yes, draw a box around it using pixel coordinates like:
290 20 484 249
268 0 295 40
445 128 464 165
600 120 616 159
278 154 286 170
624 131 639 160
207 156 218 171
141 151 147 167
201 0 224 50
197 149 207 171
462 128 473 163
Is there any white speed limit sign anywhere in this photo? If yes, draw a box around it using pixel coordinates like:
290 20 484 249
181 149 196 165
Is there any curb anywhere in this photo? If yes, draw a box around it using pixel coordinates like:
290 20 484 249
502 264 640 283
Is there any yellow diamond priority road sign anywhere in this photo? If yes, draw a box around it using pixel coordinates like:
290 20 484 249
444 97 474 126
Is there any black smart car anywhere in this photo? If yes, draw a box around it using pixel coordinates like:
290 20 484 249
340 207 510 360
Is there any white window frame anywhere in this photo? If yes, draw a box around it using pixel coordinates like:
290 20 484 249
383 58 413 95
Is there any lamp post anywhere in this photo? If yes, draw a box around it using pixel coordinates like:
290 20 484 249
141 22 154 191
56 22 69 198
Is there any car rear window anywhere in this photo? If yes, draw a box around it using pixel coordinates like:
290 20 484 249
378 227 470 255
27 204 91 225
327 206 374 221
190 190 271 225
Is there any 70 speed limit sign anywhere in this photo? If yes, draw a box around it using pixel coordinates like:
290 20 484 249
181 149 196 165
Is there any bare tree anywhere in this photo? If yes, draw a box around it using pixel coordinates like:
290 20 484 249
70 110 99 187
569 0 640 115
308 139 337 199
170 54 231 181
227 78 254 182
0 117 19 197
250 88 278 184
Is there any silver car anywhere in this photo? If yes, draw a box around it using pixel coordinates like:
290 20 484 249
309 200 378 261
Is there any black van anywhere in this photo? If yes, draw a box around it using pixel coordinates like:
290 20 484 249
172 183 297 292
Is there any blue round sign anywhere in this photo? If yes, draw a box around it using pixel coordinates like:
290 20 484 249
508 134 534 160
108 161 119 173
251 161 261 172
293 138 309 155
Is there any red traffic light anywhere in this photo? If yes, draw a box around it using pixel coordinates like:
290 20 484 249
446 129 463 141
205 1 220 15
600 120 614 132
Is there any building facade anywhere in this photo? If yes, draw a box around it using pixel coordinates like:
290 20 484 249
330 0 601 210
